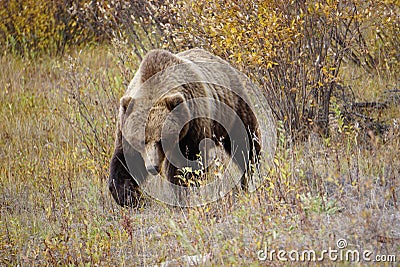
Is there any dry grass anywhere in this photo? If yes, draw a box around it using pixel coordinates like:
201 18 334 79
1 46 399 266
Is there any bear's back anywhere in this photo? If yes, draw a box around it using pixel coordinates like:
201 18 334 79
177 48 228 66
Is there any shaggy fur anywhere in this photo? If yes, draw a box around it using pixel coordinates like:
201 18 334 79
109 48 260 206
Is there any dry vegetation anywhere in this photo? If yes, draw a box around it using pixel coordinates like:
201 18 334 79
1 0 400 265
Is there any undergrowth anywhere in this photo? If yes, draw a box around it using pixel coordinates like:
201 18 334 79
1 45 399 265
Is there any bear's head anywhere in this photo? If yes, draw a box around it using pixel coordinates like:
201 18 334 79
144 91 191 175
109 49 192 206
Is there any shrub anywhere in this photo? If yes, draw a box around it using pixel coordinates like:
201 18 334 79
2 0 397 138
94 0 399 139
168 0 399 139
0 0 117 56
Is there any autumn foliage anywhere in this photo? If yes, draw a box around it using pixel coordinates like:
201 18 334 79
1 0 398 137
167 0 399 138
1 2 399 265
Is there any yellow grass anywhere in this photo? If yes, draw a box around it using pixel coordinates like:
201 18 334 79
1 46 399 266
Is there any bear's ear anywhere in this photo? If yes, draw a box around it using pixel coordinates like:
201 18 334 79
164 92 185 111
120 96 133 113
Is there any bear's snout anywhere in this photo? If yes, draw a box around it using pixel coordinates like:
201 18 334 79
144 142 163 175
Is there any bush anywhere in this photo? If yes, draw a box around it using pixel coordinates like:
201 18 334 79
168 0 399 139
0 0 117 56
1 0 397 138
94 0 399 140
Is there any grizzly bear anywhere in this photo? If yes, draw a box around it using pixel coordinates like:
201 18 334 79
109 48 261 207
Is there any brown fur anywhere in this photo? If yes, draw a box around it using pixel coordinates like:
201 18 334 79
140 50 184 83
109 48 261 206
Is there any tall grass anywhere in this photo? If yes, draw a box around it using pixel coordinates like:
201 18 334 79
1 45 399 265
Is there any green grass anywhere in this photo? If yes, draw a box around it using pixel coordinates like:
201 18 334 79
1 46 399 266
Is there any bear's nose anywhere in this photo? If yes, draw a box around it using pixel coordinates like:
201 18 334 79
146 165 160 175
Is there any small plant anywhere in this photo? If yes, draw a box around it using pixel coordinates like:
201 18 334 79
299 192 343 215
175 166 204 187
